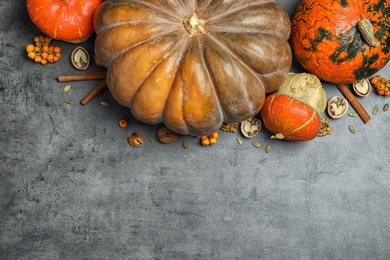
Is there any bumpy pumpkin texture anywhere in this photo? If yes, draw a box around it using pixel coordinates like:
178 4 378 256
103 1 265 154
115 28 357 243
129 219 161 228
93 0 292 136
291 0 390 84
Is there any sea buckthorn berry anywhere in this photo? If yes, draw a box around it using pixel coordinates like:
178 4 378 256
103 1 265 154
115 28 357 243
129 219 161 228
118 119 128 128
26 44 35 53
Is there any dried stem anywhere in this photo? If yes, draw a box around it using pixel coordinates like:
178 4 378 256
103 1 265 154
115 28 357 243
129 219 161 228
336 84 371 123
80 79 107 106
58 72 107 82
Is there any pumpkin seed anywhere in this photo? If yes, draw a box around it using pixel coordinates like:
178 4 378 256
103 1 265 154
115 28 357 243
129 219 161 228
237 137 242 145
252 141 262 148
348 125 356 134
182 140 188 149
348 112 358 117
63 84 71 92
265 145 271 153
64 99 73 104
384 103 389 112
149 136 155 144
100 101 109 106
373 105 379 115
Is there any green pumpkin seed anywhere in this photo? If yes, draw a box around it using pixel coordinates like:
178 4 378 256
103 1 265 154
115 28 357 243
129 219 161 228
384 103 389 112
265 145 271 153
348 112 358 117
64 99 73 104
100 101 109 106
237 137 242 145
373 105 379 115
348 125 356 134
252 141 262 148
182 140 188 149
149 136 155 144
63 84 71 92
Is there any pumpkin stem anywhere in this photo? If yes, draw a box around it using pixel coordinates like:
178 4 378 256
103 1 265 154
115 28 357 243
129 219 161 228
271 133 285 140
183 13 205 35
358 18 379 47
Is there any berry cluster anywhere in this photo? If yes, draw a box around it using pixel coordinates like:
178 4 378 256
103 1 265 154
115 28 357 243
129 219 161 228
198 132 219 146
370 75 390 96
25 36 62 65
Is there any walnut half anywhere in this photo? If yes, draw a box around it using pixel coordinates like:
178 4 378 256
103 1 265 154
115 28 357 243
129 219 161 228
127 132 144 147
327 96 348 119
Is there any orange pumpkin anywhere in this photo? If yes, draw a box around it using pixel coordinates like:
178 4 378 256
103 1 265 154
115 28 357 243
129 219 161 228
261 94 320 141
27 0 103 43
291 0 390 84
93 0 292 136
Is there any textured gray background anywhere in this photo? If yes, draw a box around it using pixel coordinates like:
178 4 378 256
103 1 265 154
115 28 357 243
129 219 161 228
1 0 390 259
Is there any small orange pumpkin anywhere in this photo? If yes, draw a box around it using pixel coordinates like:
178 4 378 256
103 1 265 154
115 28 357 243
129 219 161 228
261 94 320 141
27 0 103 43
93 0 292 136
291 0 390 84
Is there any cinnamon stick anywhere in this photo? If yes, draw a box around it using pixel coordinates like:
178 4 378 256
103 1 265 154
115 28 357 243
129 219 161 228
336 83 371 123
80 79 107 106
58 72 107 82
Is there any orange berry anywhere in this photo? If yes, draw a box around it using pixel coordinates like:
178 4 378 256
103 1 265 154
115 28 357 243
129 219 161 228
118 119 128 128
41 52 48 60
47 54 55 63
209 137 217 145
27 51 36 60
377 89 385 95
53 46 61 53
34 55 42 63
55 52 62 59
26 44 35 53
53 56 59 62
42 45 49 52
201 138 210 146
376 83 385 90
385 91 390 96
40 59 48 65
210 132 219 139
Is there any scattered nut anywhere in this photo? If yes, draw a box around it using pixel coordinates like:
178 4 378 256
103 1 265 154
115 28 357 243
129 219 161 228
220 122 238 133
353 78 371 97
71 46 90 70
327 96 348 118
157 125 179 143
240 117 261 138
127 132 144 147
317 117 333 137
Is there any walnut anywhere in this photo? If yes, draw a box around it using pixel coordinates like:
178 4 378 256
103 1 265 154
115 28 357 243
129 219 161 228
240 117 261 138
220 122 238 133
127 132 144 147
157 126 179 143
327 96 348 118
318 118 333 137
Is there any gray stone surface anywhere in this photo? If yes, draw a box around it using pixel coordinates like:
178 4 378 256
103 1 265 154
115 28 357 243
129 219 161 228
1 0 390 259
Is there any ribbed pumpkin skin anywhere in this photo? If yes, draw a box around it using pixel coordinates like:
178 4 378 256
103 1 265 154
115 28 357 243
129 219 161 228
93 0 292 136
291 0 390 84
261 94 320 141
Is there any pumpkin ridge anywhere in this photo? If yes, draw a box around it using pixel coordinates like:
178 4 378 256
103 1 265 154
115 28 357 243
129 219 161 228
131 35 190 104
113 0 189 21
103 30 186 67
205 33 265 94
201 1 275 23
290 109 317 134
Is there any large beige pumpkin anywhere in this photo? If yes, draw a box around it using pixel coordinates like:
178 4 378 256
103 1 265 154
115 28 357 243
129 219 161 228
94 0 292 136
